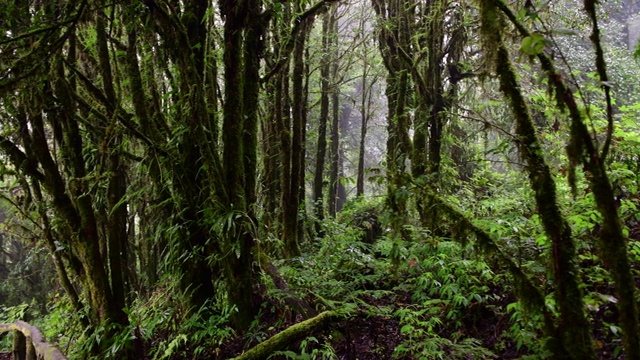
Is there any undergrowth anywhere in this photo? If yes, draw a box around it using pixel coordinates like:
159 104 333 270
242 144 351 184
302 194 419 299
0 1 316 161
4 184 638 359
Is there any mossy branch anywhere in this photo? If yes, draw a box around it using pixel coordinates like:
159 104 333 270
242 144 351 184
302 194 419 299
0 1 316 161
478 2 595 357
230 311 340 360
261 0 341 83
425 193 553 328
582 0 614 161
490 0 640 355
490 0 597 176
0 136 46 182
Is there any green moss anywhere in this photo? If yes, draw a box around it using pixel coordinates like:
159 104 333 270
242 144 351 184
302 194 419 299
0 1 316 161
477 1 595 357
230 311 339 360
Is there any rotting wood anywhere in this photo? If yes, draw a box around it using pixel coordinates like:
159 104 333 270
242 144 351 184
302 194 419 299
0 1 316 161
0 321 67 360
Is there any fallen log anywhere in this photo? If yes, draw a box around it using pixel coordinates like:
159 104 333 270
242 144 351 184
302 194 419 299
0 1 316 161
230 310 340 360
0 321 67 360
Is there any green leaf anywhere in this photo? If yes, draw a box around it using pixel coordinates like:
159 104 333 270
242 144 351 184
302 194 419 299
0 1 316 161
400 324 414 334
521 33 546 56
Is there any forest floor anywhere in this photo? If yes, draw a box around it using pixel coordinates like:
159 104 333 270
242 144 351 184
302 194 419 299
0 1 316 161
208 221 640 359
210 278 628 359
211 276 526 360
213 284 525 359
5 215 638 359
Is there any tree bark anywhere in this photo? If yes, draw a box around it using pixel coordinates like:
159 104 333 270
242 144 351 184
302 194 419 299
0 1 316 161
480 3 595 357
492 0 640 355
283 15 312 257
313 11 333 228
356 63 377 197
372 0 413 248
230 311 340 360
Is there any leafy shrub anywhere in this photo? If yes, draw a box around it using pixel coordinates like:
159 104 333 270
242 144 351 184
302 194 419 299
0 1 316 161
389 239 498 359
337 197 385 245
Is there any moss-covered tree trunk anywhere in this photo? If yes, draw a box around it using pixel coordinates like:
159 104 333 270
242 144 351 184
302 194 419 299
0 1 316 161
262 74 282 233
356 52 378 197
26 71 124 335
283 13 312 257
479 1 594 357
491 0 640 355
336 102 351 212
581 1 640 355
231 311 340 360
169 0 219 313
327 6 342 218
0 5 131 341
220 0 264 330
123 21 166 292
372 0 413 248
407 0 449 228
356 66 369 198
95 9 130 319
313 10 333 229
410 0 445 181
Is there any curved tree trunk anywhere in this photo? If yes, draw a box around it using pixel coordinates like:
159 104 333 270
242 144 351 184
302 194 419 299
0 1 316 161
492 0 640 355
479 2 595 357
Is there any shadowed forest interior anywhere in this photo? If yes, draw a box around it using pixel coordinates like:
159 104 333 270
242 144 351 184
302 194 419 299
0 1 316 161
1 0 640 358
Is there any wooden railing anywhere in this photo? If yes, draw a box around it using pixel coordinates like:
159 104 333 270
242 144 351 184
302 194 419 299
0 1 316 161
0 321 66 360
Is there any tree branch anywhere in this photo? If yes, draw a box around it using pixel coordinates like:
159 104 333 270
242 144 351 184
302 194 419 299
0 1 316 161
0 136 46 181
230 311 340 360
261 0 342 83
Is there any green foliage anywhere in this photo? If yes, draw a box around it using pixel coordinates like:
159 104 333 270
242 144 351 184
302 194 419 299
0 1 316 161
280 219 383 301
503 301 550 358
389 239 498 359
394 335 495 360
0 302 31 323
42 277 235 359
39 294 82 354
135 286 235 359
269 336 337 360
520 33 547 56
0 302 39 349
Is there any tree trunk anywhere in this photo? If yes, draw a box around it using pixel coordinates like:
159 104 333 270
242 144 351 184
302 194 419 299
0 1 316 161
220 0 263 330
313 10 333 229
106 136 129 319
327 7 341 218
328 90 341 217
277 12 295 254
283 15 312 257
356 63 377 197
480 3 595 357
372 0 413 249
336 102 352 212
